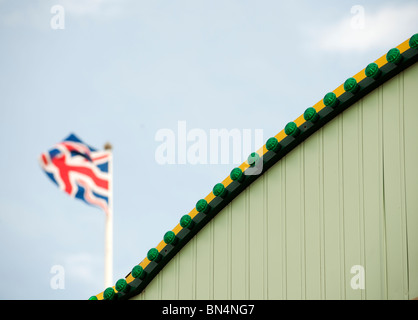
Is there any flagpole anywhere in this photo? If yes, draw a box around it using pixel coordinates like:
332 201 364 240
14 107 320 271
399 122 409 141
104 142 113 288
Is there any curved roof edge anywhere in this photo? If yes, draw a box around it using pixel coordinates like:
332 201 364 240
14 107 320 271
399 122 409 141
91 34 418 300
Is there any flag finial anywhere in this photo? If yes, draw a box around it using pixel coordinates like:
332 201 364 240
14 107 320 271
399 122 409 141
104 142 112 150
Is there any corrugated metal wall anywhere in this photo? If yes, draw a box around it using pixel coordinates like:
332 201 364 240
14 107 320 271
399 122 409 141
133 62 418 300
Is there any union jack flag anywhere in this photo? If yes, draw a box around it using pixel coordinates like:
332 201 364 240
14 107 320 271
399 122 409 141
39 133 110 215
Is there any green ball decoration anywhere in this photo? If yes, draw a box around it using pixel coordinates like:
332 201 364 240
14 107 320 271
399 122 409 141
147 248 161 262
323 92 339 108
213 183 227 198
131 265 146 280
365 62 381 79
230 167 244 182
115 278 128 293
386 48 402 64
103 287 115 300
410 33 418 49
266 137 281 152
180 214 194 229
163 230 177 245
196 199 210 213
284 122 300 137
343 77 359 93
303 107 319 122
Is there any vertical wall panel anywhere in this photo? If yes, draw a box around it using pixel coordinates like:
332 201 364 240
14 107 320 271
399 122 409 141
403 63 418 299
322 119 344 299
160 254 179 299
248 176 266 299
382 74 409 300
361 87 387 299
303 132 323 299
195 220 213 299
177 237 195 299
213 205 230 299
132 63 418 300
230 190 248 299
342 104 362 300
266 160 285 299
284 149 303 299
143 269 161 299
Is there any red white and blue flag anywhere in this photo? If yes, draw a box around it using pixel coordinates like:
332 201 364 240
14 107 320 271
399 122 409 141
39 133 110 215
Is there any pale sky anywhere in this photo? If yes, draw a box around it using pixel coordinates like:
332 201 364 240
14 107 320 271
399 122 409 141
1 0 417 299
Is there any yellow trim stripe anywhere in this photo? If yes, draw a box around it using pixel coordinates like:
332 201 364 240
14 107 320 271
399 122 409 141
94 36 413 300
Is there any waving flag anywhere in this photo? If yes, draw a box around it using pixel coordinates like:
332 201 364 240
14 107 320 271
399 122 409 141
39 133 111 215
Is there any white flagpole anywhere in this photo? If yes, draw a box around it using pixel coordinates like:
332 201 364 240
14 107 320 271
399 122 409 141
104 142 113 288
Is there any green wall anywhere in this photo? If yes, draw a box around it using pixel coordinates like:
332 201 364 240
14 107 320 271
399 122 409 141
133 62 418 300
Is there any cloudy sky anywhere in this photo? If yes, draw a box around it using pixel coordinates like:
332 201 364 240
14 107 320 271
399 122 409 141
0 0 417 299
